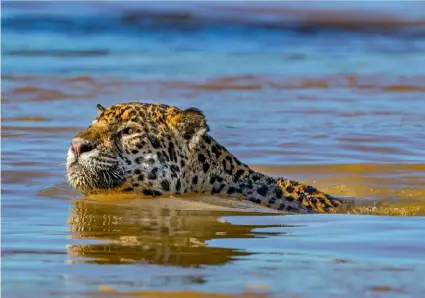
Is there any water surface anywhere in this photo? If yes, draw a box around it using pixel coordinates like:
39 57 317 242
2 2 425 297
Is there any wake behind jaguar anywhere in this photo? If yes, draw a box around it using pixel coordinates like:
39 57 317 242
66 102 343 213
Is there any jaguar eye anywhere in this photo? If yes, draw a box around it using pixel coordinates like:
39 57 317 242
122 127 137 135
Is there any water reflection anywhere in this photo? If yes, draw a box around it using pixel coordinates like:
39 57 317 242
67 198 282 266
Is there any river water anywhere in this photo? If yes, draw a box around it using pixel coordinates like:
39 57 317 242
2 2 425 297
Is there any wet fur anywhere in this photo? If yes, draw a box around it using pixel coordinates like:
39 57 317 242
66 102 342 213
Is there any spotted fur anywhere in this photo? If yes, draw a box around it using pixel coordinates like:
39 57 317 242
66 102 342 213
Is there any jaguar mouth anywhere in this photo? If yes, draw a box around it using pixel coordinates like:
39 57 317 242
66 147 125 193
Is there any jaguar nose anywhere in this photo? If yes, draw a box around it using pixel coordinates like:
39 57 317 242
71 138 96 155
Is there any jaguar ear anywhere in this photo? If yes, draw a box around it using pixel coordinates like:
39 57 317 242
97 104 106 118
168 108 209 149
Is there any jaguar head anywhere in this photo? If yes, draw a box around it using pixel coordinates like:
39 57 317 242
66 103 208 195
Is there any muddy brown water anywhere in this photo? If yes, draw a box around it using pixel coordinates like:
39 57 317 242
2 2 425 298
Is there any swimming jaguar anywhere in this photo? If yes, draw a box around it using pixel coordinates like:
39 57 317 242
66 102 343 213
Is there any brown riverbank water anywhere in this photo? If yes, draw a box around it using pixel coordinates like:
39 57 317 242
2 2 425 298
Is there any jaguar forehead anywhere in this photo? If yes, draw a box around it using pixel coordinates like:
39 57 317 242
75 121 110 145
